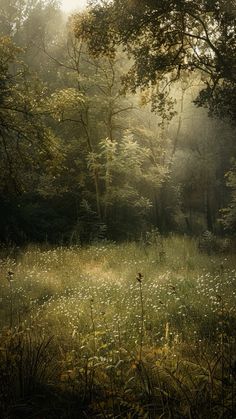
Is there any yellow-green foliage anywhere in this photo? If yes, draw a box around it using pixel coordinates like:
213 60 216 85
0 236 235 418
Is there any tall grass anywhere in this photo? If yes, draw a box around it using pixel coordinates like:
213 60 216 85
0 236 235 418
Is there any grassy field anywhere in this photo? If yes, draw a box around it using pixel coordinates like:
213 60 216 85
0 235 236 418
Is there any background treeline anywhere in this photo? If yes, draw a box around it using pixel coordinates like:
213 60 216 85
0 0 235 244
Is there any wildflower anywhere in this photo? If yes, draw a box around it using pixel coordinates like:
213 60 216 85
7 271 14 281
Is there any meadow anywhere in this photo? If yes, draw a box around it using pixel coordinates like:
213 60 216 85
0 235 236 418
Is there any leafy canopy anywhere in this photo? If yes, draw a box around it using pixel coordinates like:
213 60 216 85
73 0 236 122
0 35 59 194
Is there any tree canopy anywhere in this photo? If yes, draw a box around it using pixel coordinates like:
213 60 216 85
0 35 59 195
73 0 236 122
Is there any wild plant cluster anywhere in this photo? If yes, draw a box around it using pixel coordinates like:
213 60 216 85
0 236 235 418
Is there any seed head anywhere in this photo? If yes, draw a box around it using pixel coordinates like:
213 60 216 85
136 272 143 283
169 285 176 293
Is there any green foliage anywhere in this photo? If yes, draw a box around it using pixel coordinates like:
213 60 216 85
0 35 61 195
0 328 56 418
48 88 85 121
220 162 236 232
98 133 153 210
196 81 236 123
74 0 236 123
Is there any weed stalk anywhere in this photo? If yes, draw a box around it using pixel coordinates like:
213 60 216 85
136 273 144 362
7 271 14 328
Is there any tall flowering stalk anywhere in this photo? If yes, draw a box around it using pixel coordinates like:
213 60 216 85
7 271 14 328
136 272 144 362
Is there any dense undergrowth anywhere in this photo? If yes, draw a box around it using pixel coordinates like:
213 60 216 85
0 235 236 418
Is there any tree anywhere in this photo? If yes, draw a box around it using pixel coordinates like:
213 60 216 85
0 0 65 197
0 35 60 195
46 26 167 236
220 161 236 232
73 0 236 123
0 34 66 243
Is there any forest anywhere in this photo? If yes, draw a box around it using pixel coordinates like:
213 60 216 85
0 0 236 418
0 0 235 243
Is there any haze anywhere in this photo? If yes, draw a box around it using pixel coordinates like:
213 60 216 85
61 0 87 12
